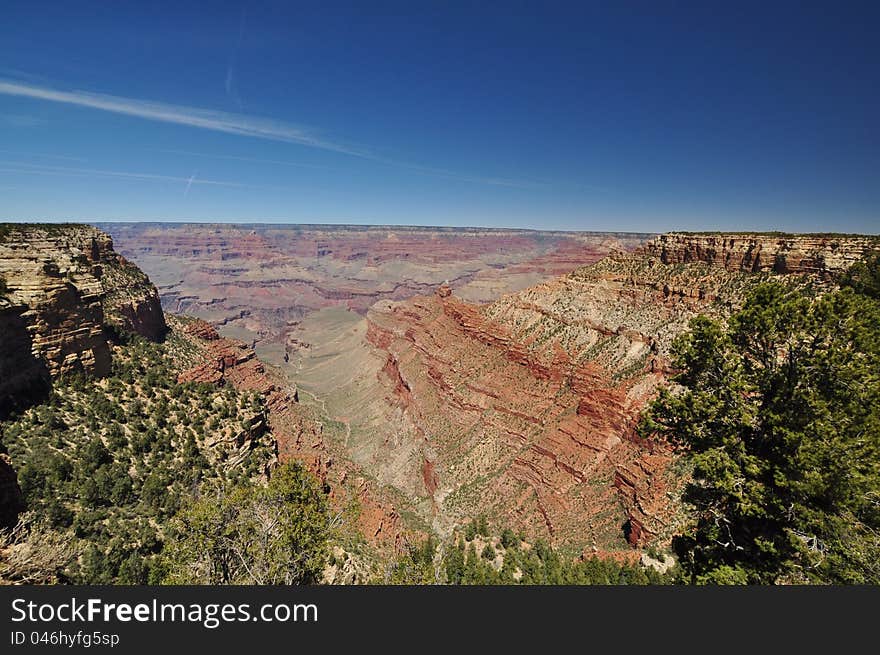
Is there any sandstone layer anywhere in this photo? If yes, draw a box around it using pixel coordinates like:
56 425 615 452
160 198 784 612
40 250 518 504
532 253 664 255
100 223 650 363
0 224 166 415
645 232 876 276
354 233 877 551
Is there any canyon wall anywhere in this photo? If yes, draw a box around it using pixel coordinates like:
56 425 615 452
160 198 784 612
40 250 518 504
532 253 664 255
171 316 409 552
100 223 651 362
0 224 408 554
0 224 166 415
357 233 876 552
644 233 875 276
0 224 167 531
0 300 51 416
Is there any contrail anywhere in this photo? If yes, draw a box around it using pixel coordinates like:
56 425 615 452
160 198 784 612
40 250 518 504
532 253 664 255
0 149 88 162
184 170 198 197
0 77 544 188
0 78 367 157
152 148 329 169
0 160 248 188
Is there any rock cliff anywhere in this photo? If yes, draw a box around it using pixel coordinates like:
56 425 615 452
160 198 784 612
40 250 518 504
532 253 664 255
171 316 409 552
100 222 650 362
0 224 166 414
644 232 875 276
358 233 877 550
0 299 51 416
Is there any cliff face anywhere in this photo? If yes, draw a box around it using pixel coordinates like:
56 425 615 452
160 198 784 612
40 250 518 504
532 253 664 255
364 285 670 549
357 233 876 551
644 233 875 276
172 316 408 552
0 300 51 416
0 224 166 414
0 223 408 556
100 223 651 367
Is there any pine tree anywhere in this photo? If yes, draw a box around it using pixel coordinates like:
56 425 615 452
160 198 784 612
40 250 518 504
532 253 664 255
643 261 880 584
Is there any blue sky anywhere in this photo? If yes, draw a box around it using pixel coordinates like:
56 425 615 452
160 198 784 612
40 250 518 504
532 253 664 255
0 1 878 233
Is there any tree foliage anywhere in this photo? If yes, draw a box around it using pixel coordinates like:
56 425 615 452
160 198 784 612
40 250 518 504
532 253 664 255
643 259 880 584
162 462 329 585
1 333 274 584
383 526 669 585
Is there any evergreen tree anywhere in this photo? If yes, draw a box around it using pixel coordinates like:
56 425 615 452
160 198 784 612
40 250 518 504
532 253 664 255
643 262 880 584
162 462 329 585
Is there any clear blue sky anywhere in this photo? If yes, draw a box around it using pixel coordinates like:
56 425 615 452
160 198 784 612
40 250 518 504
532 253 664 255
1 1 878 233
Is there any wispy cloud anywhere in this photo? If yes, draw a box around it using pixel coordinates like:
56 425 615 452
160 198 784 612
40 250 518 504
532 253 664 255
0 68 54 85
0 159 249 188
152 147 540 188
224 69 240 110
0 78 367 157
0 77 545 189
184 170 198 197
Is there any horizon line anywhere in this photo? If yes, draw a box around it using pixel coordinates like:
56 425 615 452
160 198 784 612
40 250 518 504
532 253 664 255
3 219 879 238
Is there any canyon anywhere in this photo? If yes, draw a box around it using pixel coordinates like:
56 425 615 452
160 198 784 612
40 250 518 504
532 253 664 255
171 315 408 551
0 224 409 556
100 223 649 359
3 224 875 565
287 232 878 553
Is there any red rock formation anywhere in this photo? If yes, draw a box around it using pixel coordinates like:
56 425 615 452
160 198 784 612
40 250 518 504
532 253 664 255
380 354 412 407
173 317 408 552
181 318 221 340
364 290 664 548
101 223 650 361
422 459 439 498
358 233 876 552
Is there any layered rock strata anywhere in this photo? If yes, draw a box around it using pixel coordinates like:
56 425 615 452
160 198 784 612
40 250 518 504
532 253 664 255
359 233 876 550
645 232 875 276
0 224 166 414
101 223 651 359
173 317 408 551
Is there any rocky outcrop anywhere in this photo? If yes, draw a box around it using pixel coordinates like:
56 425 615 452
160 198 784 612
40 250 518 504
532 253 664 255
358 233 875 551
177 320 266 388
0 224 166 413
172 316 408 552
85 230 168 342
0 224 171 525
0 228 111 381
644 232 876 277
0 300 50 417
364 289 662 549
